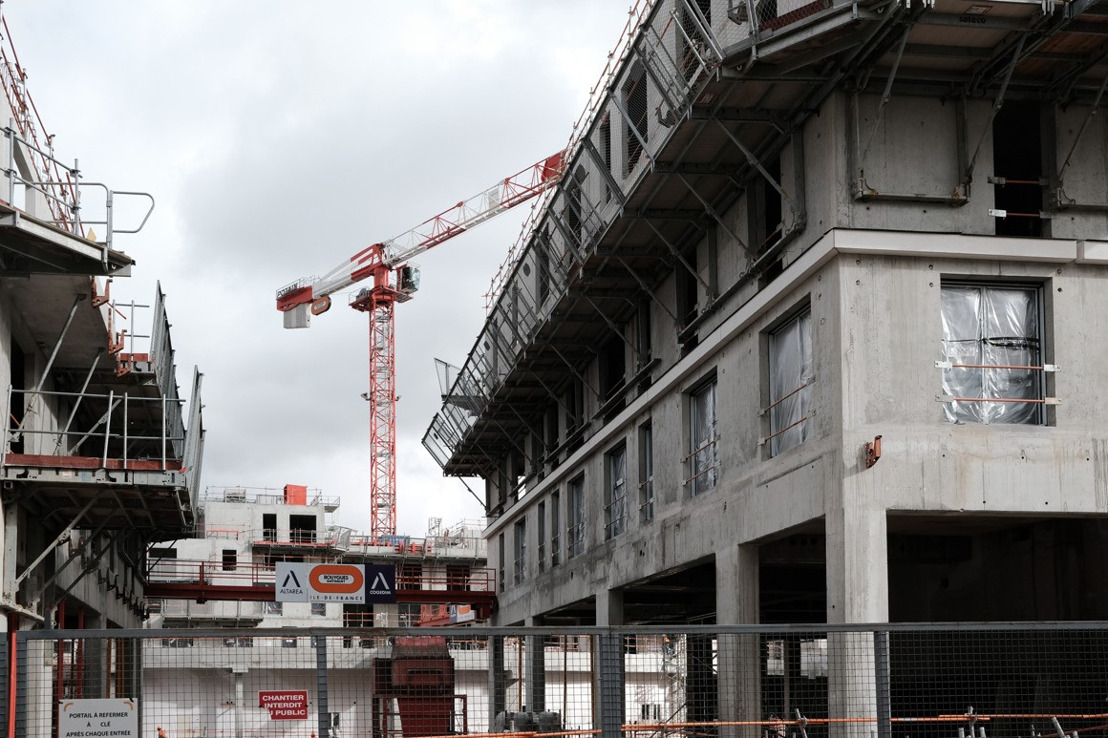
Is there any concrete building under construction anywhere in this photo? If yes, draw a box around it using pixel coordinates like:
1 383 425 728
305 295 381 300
423 0 1108 627
0 16 205 637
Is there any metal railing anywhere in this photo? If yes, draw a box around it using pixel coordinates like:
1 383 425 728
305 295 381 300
10 622 1108 738
4 386 186 471
0 15 154 253
146 559 496 594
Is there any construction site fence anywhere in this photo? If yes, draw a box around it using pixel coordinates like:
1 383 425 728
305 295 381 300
7 621 1108 738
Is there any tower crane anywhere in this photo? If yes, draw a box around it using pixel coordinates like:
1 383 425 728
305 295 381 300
276 151 566 538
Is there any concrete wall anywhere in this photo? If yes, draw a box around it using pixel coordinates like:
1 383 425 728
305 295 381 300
489 234 1108 625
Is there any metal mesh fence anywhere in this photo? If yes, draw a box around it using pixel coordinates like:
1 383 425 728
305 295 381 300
11 624 1108 738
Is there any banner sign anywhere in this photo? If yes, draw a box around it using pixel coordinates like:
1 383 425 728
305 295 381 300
276 563 365 603
365 564 397 603
259 691 308 720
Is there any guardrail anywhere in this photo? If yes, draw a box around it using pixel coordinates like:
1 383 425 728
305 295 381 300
11 622 1108 738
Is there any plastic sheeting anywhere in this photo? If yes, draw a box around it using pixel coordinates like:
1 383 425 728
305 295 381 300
941 285 1040 424
641 425 655 522
770 310 813 456
607 446 627 537
568 478 585 557
690 381 718 494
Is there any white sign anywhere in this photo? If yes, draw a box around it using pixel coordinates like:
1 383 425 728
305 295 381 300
276 562 366 602
58 698 138 738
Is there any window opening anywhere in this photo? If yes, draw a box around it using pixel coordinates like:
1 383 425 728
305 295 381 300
766 308 813 456
599 333 627 416
398 562 422 590
939 283 1047 424
514 519 527 584
677 245 699 342
756 156 783 255
636 298 652 366
551 490 562 566
545 402 560 468
566 174 583 247
565 377 586 451
498 533 506 592
600 114 613 202
9 339 24 455
262 513 277 542
680 0 712 82
289 514 316 544
606 445 628 539
222 549 237 571
639 422 655 523
992 102 1045 238
531 430 545 483
568 477 585 558
537 501 547 573
624 64 648 175
447 564 471 591
688 379 719 494
537 229 552 305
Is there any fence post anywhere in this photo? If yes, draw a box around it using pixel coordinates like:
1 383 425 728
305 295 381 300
14 627 26 738
488 635 506 727
526 630 546 713
0 629 7 738
597 632 624 738
314 635 331 738
874 631 891 738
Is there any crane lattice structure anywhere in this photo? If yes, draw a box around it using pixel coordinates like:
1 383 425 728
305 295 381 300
276 151 565 538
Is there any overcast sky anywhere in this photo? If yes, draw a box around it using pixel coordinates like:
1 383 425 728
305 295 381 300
8 2 631 537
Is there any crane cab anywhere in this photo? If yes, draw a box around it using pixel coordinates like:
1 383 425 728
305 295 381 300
398 264 420 295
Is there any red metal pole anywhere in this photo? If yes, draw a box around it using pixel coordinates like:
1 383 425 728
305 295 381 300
8 613 18 738
76 608 84 699
56 600 66 736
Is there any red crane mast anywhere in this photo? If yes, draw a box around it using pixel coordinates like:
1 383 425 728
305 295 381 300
276 151 565 538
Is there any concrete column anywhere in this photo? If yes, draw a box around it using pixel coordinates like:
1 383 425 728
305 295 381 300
826 500 887 623
524 616 546 712
594 589 624 738
825 492 887 738
595 632 624 738
717 544 761 738
82 610 107 698
3 502 17 607
488 636 507 728
595 588 623 626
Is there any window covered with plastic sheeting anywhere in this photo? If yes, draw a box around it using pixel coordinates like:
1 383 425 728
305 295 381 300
606 445 627 539
551 490 561 566
514 519 526 585
639 422 655 523
769 308 813 456
568 477 585 558
689 380 718 495
941 283 1043 424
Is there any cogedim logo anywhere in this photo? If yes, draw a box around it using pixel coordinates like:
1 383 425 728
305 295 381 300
309 564 365 594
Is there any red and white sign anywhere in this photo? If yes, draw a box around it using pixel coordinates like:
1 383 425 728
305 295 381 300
259 690 308 720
